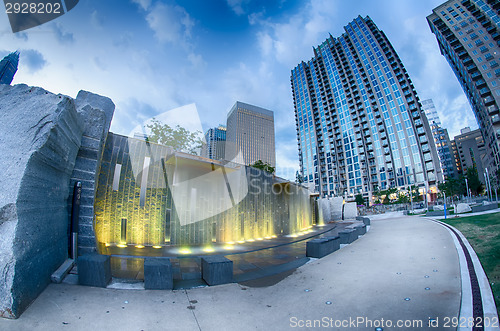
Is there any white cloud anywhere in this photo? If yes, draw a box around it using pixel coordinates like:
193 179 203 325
226 0 250 16
131 0 152 11
90 10 103 30
145 2 193 45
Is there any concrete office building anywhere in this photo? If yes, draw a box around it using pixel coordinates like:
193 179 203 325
225 101 276 167
453 126 488 183
428 0 500 182
291 16 442 200
202 125 227 160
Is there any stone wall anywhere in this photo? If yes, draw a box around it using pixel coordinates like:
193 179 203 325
68 91 114 256
0 85 114 319
0 85 84 318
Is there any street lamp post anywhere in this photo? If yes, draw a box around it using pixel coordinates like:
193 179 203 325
486 168 492 202
444 191 447 220
465 178 470 203
484 172 490 202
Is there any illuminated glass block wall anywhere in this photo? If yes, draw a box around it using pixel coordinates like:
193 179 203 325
93 133 314 251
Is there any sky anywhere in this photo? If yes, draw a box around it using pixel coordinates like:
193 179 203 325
0 0 479 180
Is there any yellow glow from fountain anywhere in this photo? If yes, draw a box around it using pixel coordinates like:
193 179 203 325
226 241 235 245
257 237 264 241
135 245 145 249
179 248 192 255
117 243 127 248
223 245 234 250
203 247 215 253
152 245 162 249
290 234 298 238
105 243 112 247
247 239 255 242
237 240 245 244
271 235 277 238
264 236 271 239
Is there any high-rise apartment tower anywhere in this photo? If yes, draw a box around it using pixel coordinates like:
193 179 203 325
428 0 500 181
291 16 442 199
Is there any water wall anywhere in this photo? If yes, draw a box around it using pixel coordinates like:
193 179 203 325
94 133 314 251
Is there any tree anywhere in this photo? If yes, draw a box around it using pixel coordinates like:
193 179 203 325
396 192 409 204
249 160 275 174
145 118 204 155
355 194 365 206
408 185 423 202
438 177 467 200
466 166 483 195
372 188 382 204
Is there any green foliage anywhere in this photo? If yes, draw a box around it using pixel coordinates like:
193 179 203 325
250 160 275 174
355 194 365 206
396 192 409 204
145 118 204 155
438 177 466 198
442 212 500 316
466 166 483 195
408 185 422 202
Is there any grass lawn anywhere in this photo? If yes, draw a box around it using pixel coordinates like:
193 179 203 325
441 212 500 316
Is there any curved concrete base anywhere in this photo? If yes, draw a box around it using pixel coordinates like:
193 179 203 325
3 213 497 330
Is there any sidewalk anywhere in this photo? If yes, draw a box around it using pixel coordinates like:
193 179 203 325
0 214 472 330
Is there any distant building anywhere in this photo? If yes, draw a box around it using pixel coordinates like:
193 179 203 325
225 101 276 167
202 125 226 160
427 0 500 183
0 51 19 85
421 99 441 126
422 99 458 179
431 123 458 179
453 127 487 183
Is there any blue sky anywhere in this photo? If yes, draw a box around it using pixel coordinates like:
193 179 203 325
0 0 478 179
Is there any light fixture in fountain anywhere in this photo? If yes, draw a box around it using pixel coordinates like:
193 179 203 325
202 247 215 253
179 248 192 255
152 245 162 249
135 245 145 249
117 243 127 248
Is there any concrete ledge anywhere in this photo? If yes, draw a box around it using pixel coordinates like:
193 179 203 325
339 229 357 244
77 254 111 288
356 216 371 225
51 259 75 284
426 210 445 216
144 258 173 290
201 256 233 286
354 224 366 236
471 204 498 213
306 236 340 258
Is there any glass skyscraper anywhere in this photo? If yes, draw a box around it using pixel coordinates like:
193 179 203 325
202 125 227 160
0 51 19 85
427 0 500 182
422 99 458 179
225 101 276 167
291 16 442 200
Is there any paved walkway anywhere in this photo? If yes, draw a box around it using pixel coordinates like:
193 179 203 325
0 212 497 330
